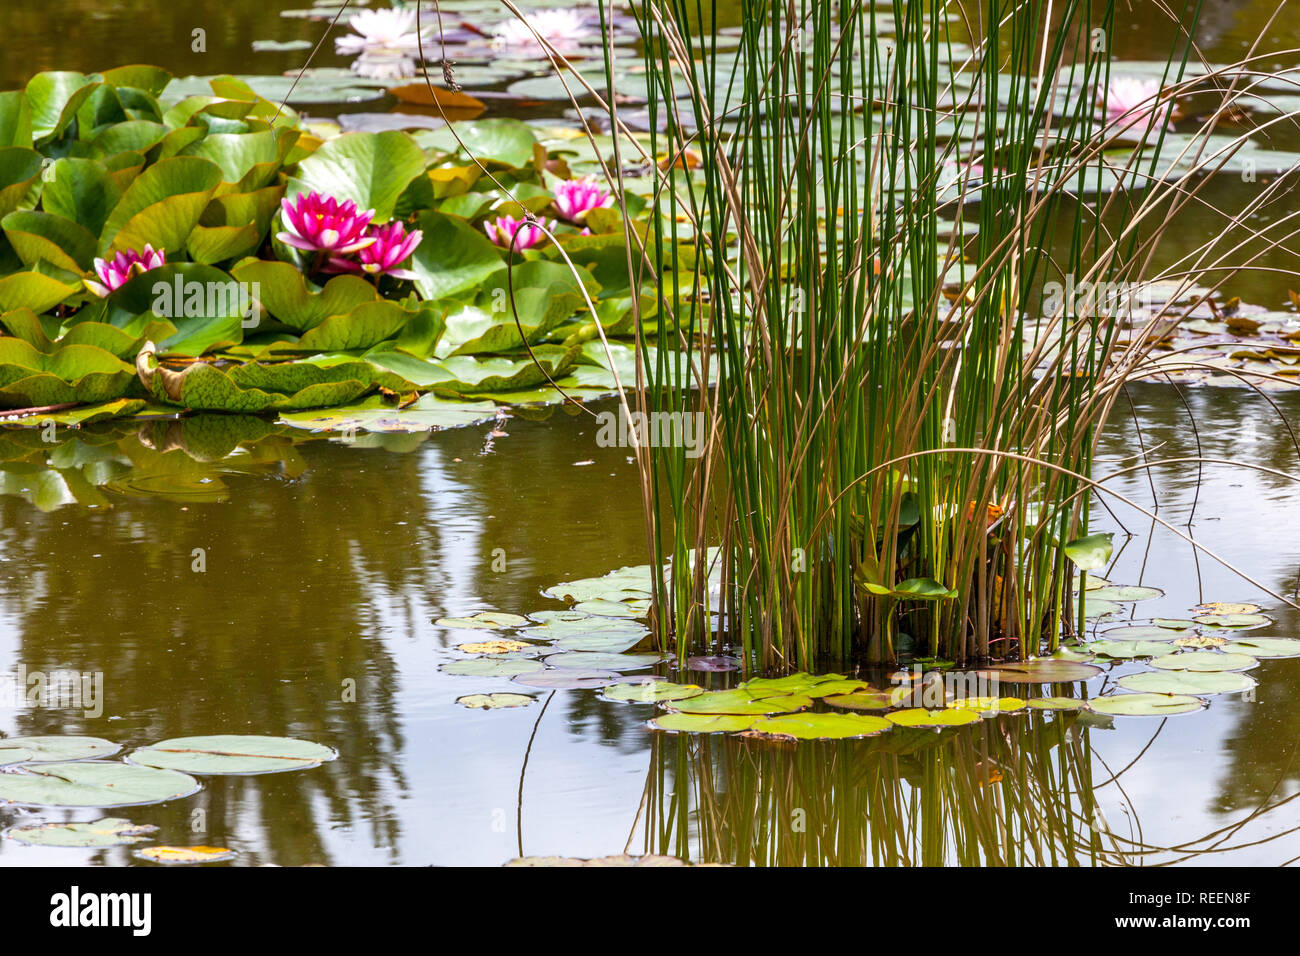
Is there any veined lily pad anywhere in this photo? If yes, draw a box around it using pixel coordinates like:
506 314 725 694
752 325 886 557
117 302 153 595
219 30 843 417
886 708 981 728
0 735 121 765
1087 640 1178 659
602 679 703 703
1222 638 1300 658
1148 651 1259 672
1098 625 1178 642
528 610 592 625
667 689 812 716
134 845 235 865
1088 693 1207 716
5 817 159 848
541 651 663 671
1194 613 1271 629
1117 670 1257 696
803 679 877 698
947 696 1027 715
653 713 756 734
1089 585 1163 602
129 735 338 775
1024 697 1089 711
554 632 647 653
572 598 643 618
1153 618 1198 630
457 693 535 709
526 619 648 643
513 669 620 689
1081 597 1123 619
742 673 846 696
435 611 529 630
979 659 1102 683
0 761 200 807
745 713 892 740
1052 644 1096 661
824 689 910 710
442 658 543 677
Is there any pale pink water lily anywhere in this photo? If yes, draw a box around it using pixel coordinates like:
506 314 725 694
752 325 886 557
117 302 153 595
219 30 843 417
484 215 553 251
491 9 590 54
1100 77 1174 133
85 244 166 297
335 7 428 57
277 192 376 255
326 221 423 280
552 176 614 223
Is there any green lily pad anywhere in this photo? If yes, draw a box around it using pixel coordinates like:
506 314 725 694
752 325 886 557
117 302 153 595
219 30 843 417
0 761 200 807
979 659 1102 683
278 394 500 434
554 631 647 653
286 130 428 222
1081 597 1123 619
435 611 530 630
528 610 592 625
572 598 643 618
947 696 1027 715
885 708 981 728
542 651 663 671
1175 635 1227 648
441 658 544 677
1148 651 1259 672
1088 693 1207 716
1088 585 1163 602
1193 613 1272 629
668 688 812 716
602 679 703 703
1086 640 1178 659
1097 625 1178 641
1153 618 1198 630
457 693 535 709
652 713 756 734
1065 532 1113 571
0 736 121 765
802 679 877 698
512 669 620 689
129 735 338 775
1222 638 1300 659
1052 645 1097 661
745 713 892 740
824 689 909 710
1117 670 1258 696
1024 697 1089 711
5 817 159 847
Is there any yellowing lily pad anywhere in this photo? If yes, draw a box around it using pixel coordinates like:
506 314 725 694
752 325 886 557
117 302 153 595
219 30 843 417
1088 693 1207 716
885 708 981 728
1175 635 1227 648
457 639 534 655
134 845 235 865
744 713 892 740
457 692 535 709
946 696 1026 715
1192 602 1260 615
652 713 757 734
1024 697 1089 711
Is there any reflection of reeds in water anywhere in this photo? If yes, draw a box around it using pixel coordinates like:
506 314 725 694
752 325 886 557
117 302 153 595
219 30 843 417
633 715 1109 866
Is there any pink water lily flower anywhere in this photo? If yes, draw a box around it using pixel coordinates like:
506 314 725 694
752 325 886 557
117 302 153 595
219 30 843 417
277 192 376 255
492 9 590 54
1100 77 1174 133
85 244 166 297
326 221 423 280
484 215 553 251
552 176 614 224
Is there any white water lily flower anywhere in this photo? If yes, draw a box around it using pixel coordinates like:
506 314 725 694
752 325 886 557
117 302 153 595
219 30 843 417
491 9 590 54
335 7 428 58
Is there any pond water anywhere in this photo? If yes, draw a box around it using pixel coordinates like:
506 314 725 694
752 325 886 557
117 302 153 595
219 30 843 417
0 0 1298 866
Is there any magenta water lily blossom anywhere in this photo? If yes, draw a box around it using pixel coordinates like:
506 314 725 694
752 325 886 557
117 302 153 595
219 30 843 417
552 177 613 224
278 192 376 255
484 215 553 251
84 245 166 297
326 221 423 280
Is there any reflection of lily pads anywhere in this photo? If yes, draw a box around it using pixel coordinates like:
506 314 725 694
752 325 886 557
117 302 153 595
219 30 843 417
980 659 1102 683
442 658 544 677
0 761 200 808
1222 638 1300 659
668 689 811 716
602 679 702 703
745 713 892 740
0 736 121 765
653 713 756 734
130 735 338 775
1148 651 1258 672
436 612 530 630
5 817 159 848
134 845 236 865
1088 693 1207 716
886 708 980 728
1193 613 1271 629
1117 670 1257 695
457 693 535 709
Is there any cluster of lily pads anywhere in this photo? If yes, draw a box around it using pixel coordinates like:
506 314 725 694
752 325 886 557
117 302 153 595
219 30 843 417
0 733 335 863
0 62 672 428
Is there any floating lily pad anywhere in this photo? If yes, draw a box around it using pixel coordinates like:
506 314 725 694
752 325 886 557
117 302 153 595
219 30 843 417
1081 598 1123 619
1087 640 1178 659
687 655 741 672
553 631 647 653
744 713 892 740
526 618 648 643
886 708 981 728
602 679 703 703
652 713 756 734
572 599 643 618
1088 693 1207 716
1193 613 1271 629
4 817 159 848
1175 635 1227 648
668 688 812 716
1098 625 1178 642
129 735 338 775
457 639 536 655
0 761 200 807
512 669 620 689
1153 618 1198 630
436 611 530 630
134 845 235 865
743 673 846 696
528 610 594 624
442 658 544 677
1089 585 1163 602
1052 644 1097 661
1117 670 1257 696
802 679 877 698
1148 651 1259 672
541 651 663 671
457 692 535 709
1024 697 1089 711
824 689 909 711
1222 638 1300 658
1193 602 1261 615
0 736 121 765
979 659 1102 683
947 696 1027 715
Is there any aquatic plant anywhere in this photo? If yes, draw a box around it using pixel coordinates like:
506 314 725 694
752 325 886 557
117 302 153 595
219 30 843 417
483 214 552 250
335 5 429 79
84 245 166 297
552 177 614 224
277 192 377 256
326 221 423 279
491 9 590 54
